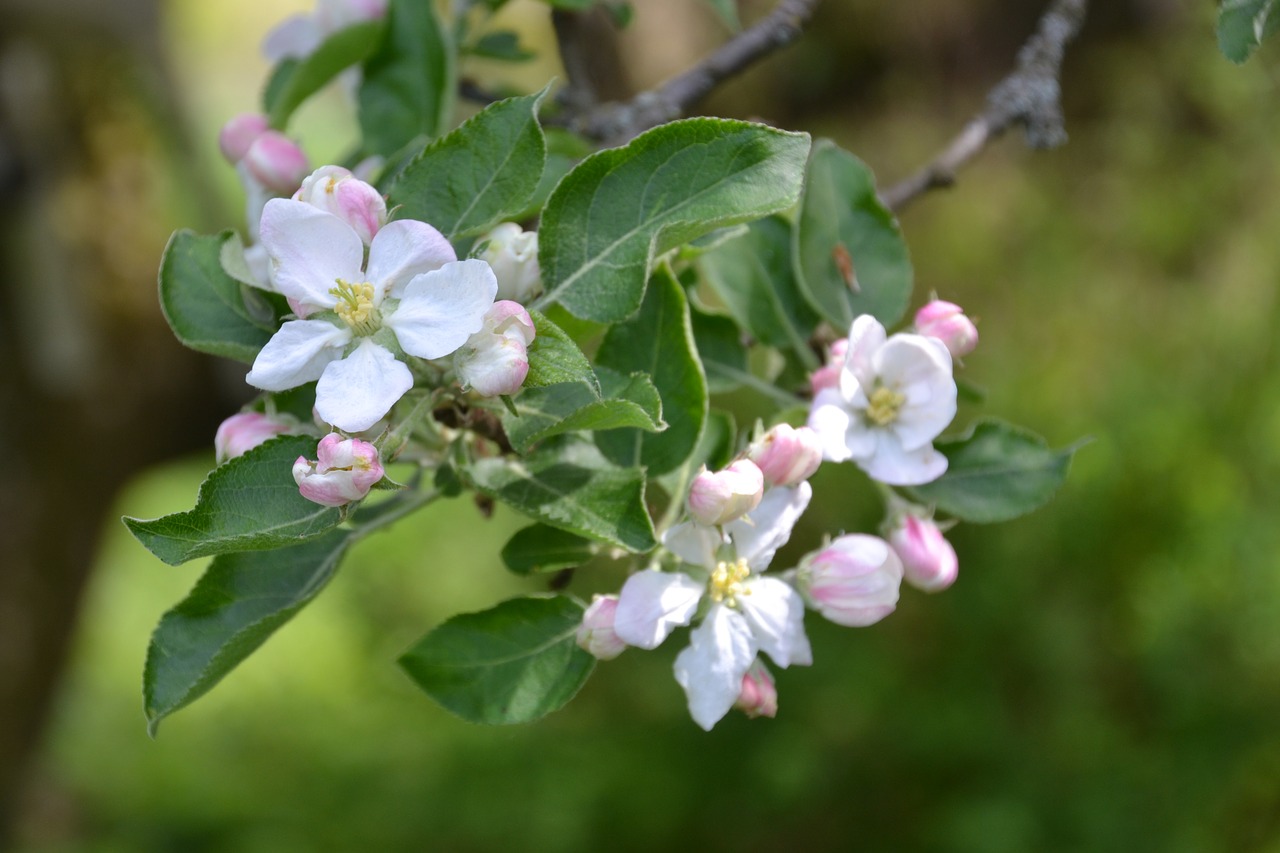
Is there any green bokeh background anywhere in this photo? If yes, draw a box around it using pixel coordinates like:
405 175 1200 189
15 1 1280 850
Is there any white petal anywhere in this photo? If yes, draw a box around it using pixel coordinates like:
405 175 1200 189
314 339 413 432
727 482 812 571
260 199 364 308
384 260 497 360
661 522 724 569
876 335 957 451
842 315 887 391
246 320 350 391
613 570 704 649
808 391 859 462
673 606 757 731
739 577 812 668
858 432 948 486
366 219 458 299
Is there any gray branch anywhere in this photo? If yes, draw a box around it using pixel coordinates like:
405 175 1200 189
880 0 1089 213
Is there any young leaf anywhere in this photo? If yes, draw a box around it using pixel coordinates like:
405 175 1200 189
464 437 656 552
1218 0 1280 63
124 435 341 565
399 595 595 725
794 139 912 331
263 21 384 128
388 89 548 240
535 118 810 323
522 310 597 389
501 525 595 575
503 368 664 453
159 230 284 364
907 419 1080 524
144 529 353 735
595 267 708 476
359 0 454 156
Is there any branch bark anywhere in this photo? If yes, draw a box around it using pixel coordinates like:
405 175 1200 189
880 0 1089 213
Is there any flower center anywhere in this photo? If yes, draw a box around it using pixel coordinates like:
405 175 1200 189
330 278 379 336
709 558 751 608
866 386 906 426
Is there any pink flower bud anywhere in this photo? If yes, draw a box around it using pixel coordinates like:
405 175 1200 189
914 300 978 358
809 337 848 395
218 113 269 164
576 594 626 660
734 660 778 719
888 514 958 593
478 223 542 303
687 460 764 526
455 301 536 397
293 165 387 244
798 534 903 627
214 412 291 463
243 131 310 195
747 424 823 487
292 433 384 507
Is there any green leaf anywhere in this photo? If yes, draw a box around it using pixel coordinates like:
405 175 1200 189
501 525 595 575
522 310 596 389
535 118 810 323
144 529 353 735
595 267 708 476
699 216 819 362
158 230 284 364
464 437 656 552
1219 0 1280 62
264 21 384 128
907 419 1079 524
399 595 595 725
468 31 535 62
503 368 664 453
124 436 341 565
388 89 548 240
794 139 913 331
359 0 455 156
690 306 747 394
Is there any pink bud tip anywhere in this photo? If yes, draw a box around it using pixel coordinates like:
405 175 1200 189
687 460 765 526
747 424 823 487
888 514 958 593
735 660 778 719
914 300 978 359
244 131 310 195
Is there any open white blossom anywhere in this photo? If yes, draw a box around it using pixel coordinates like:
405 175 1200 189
246 198 496 432
808 314 957 486
613 484 814 730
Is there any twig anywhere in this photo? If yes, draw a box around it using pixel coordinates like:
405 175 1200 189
568 0 823 144
880 0 1089 213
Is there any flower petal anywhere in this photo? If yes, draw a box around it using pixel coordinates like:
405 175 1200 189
727 482 812 571
613 570 704 650
876 334 956 451
314 339 413 432
673 605 757 731
366 219 458 299
858 431 948 486
384 260 497 360
739 577 812 667
262 14 323 61
246 320 350 391
259 199 365 308
661 521 725 570
841 314 887 391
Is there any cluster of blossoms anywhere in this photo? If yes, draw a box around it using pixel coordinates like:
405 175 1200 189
578 302 977 729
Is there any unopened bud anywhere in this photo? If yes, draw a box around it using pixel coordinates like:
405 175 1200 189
243 131 310 195
576 594 626 660
914 300 978 358
455 301 536 397
747 424 823 487
292 433 383 507
734 660 778 719
214 411 291 463
888 514 958 593
798 534 903 627
293 165 387 244
218 113 269 164
687 460 764 526
809 337 848 395
477 222 541 303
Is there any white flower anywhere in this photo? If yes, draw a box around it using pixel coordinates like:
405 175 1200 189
807 314 957 486
246 197 496 432
476 222 542 303
613 484 814 730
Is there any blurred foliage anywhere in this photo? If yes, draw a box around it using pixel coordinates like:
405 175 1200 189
14 0 1280 851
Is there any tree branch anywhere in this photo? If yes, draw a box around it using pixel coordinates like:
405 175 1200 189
880 0 1089 213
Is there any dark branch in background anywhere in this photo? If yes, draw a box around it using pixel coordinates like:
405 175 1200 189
562 0 823 145
552 9 600 113
880 0 1089 214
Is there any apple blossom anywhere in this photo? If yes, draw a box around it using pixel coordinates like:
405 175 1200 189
796 534 903 627
292 165 386 245
734 660 778 719
747 424 823 487
218 113 270 164
454 301 536 397
576 595 627 661
214 412 293 463
245 196 496 432
888 514 959 593
686 460 764 527
477 222 542 303
292 433 384 507
807 314 957 486
914 299 978 359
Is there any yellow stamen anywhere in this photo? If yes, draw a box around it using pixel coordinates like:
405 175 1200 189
866 386 906 427
709 558 752 608
330 278 379 335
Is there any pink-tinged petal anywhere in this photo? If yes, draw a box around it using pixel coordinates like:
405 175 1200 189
259 199 365 307
738 576 812 667
385 260 497 360
800 534 903 626
577 594 627 660
613 570 704 650
673 605 758 731
661 522 724 570
858 432 948 486
841 314 887 391
263 14 323 61
243 132 310 195
726 482 812 571
246 320 350 391
366 219 457 298
314 339 413 432
735 660 778 719
214 412 292 463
